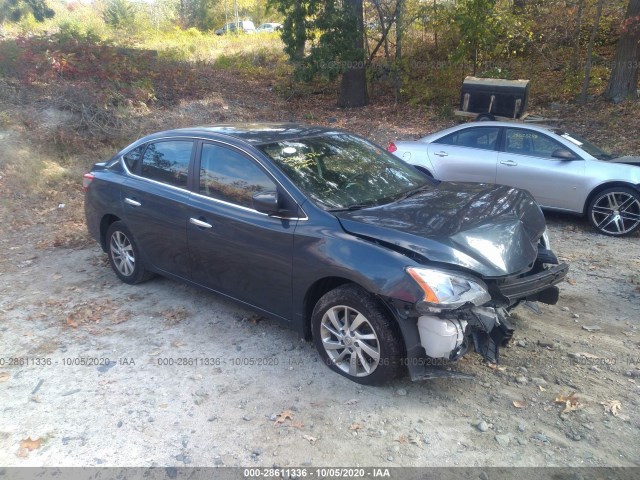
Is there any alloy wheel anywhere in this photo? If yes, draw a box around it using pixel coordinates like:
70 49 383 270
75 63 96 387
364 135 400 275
110 231 136 277
320 305 381 377
590 191 640 236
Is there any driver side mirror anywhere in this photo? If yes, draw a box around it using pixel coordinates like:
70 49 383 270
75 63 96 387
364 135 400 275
252 191 280 215
551 148 578 161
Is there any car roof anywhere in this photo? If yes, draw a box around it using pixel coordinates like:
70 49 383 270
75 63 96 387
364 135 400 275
140 123 343 146
422 121 559 140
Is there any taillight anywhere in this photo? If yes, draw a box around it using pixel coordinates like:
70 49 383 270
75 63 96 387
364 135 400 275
387 142 397 153
82 173 95 192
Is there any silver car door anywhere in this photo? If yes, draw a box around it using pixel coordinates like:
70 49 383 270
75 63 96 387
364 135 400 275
497 128 586 212
427 126 500 183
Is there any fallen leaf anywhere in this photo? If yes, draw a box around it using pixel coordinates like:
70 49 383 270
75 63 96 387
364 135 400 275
66 316 79 328
486 363 506 372
555 391 578 404
290 420 303 429
601 400 621 416
396 435 408 445
303 434 317 444
0 372 10 383
349 423 362 431
512 400 526 409
566 278 576 285
171 340 184 348
274 410 294 425
555 391 582 414
17 437 42 457
407 434 423 448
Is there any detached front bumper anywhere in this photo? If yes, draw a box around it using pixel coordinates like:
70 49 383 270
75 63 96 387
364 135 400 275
402 262 569 381
490 262 569 306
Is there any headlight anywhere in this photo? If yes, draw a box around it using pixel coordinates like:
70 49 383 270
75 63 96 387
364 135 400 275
540 229 551 250
407 267 491 311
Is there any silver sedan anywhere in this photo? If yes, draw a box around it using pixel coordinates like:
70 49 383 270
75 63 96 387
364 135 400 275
389 122 640 236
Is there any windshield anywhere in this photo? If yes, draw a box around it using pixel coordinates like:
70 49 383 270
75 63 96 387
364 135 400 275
553 129 612 160
258 133 430 210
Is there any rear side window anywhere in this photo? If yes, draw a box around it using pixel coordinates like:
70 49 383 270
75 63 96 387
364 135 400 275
123 146 144 172
435 127 499 151
199 143 275 208
141 141 193 188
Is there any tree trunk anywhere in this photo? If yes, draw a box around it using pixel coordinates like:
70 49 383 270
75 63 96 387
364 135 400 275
605 0 640 103
338 0 369 107
394 0 404 103
580 0 605 104
290 1 306 61
372 0 390 58
573 0 585 70
433 0 438 52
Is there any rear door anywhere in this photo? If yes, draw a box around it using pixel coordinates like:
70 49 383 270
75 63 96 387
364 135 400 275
120 139 195 279
186 141 297 320
427 126 500 183
497 128 586 211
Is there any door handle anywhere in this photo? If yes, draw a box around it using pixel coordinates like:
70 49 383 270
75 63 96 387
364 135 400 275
433 151 449 157
190 217 212 229
124 198 141 207
500 160 518 166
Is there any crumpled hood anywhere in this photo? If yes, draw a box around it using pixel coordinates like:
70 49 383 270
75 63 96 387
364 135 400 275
335 182 546 278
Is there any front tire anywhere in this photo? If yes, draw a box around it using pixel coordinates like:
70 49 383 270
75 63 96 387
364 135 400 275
311 285 404 385
106 221 152 284
587 187 640 236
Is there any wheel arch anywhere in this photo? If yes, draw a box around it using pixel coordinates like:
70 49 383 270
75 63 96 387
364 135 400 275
301 277 399 341
413 165 434 177
99 214 122 251
583 182 640 216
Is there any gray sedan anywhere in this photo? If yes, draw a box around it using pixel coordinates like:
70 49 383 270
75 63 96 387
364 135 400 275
389 122 640 236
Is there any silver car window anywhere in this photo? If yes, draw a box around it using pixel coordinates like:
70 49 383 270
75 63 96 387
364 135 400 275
435 127 499 151
505 129 565 159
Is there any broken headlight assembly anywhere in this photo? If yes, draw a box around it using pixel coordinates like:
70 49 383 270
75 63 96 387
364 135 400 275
406 267 491 313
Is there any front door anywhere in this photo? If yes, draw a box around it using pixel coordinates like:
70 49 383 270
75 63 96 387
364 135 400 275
497 128 586 212
187 142 297 320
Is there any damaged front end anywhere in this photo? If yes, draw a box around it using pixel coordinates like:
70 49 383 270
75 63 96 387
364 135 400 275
403 245 568 381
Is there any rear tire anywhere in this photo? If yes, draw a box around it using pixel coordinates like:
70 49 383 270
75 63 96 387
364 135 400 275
311 285 404 385
476 113 495 121
587 187 640 236
106 221 153 284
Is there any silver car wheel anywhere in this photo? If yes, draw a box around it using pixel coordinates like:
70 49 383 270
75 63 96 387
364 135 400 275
590 191 640 235
110 231 135 277
320 305 381 377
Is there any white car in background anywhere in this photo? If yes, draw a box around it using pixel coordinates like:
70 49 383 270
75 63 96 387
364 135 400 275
388 122 640 236
256 22 282 33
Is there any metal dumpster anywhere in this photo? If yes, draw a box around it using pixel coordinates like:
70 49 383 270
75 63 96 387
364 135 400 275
457 76 531 121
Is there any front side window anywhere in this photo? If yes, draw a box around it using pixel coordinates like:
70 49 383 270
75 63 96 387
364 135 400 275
140 141 193 188
505 129 565 158
435 127 499 151
199 144 276 208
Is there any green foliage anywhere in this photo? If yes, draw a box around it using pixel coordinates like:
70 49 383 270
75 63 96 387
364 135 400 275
270 0 365 81
103 0 136 31
0 0 54 23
